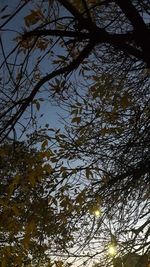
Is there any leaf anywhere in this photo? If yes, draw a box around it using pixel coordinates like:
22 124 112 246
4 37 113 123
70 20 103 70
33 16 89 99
59 134 67 139
41 139 48 150
71 108 78 116
8 174 20 196
38 98 44 101
72 117 81 124
36 101 40 111
1 257 7 267
23 220 36 248
43 164 53 174
55 260 64 267
51 157 58 163
24 10 43 27
120 95 129 109
60 166 67 178
36 38 48 51
12 205 20 216
26 220 35 235
28 173 36 187
76 192 85 206
85 167 93 179
101 127 108 136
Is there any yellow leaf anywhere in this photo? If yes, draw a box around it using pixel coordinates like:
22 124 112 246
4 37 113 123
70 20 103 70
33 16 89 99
101 127 109 136
24 10 43 27
41 139 48 150
8 174 20 197
72 117 81 124
26 220 35 234
23 220 35 248
120 95 129 109
1 257 7 267
36 101 40 111
43 164 53 174
28 173 36 187
85 167 93 179
22 235 30 250
55 260 64 267
12 205 20 216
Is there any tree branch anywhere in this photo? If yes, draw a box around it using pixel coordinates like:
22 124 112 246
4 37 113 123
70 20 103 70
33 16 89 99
115 0 150 65
23 29 89 40
0 42 94 143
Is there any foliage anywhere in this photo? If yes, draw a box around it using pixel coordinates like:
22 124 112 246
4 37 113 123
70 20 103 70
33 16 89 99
0 1 150 266
0 140 82 266
0 0 150 140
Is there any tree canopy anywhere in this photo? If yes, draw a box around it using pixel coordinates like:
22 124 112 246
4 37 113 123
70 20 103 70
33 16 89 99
0 1 150 266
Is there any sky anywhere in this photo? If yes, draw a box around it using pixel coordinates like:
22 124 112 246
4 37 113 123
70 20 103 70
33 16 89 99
0 2 149 266
0 0 68 141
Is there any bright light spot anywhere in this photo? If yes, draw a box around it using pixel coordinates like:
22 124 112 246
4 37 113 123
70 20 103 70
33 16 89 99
94 209 101 217
108 244 117 256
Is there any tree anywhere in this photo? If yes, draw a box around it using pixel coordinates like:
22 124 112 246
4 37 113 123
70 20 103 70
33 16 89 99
0 0 150 140
46 71 149 265
0 140 83 266
0 1 150 266
113 252 149 267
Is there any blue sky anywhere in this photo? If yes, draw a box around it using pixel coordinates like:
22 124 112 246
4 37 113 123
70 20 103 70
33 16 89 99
0 0 68 140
